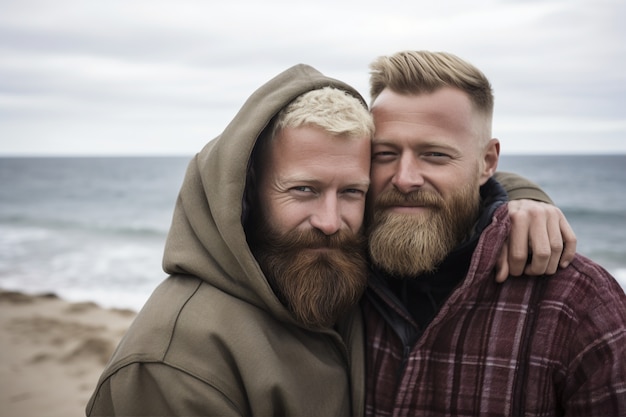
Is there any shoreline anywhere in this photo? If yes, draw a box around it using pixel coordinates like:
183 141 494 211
0 289 136 417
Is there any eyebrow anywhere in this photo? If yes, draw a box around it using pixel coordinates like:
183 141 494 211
346 180 371 189
371 137 401 147
283 176 370 188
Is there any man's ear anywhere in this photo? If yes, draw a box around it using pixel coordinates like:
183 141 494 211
479 138 500 185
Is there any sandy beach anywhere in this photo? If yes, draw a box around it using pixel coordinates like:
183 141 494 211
0 290 136 417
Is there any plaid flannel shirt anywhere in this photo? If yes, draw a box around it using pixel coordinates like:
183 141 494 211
364 204 626 417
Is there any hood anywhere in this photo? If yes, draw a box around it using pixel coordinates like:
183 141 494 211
162 64 368 324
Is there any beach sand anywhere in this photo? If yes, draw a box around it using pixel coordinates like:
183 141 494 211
0 290 136 417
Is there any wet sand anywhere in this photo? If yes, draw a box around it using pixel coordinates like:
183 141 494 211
0 290 136 417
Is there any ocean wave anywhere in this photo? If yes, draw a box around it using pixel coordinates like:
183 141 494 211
0 216 168 238
561 207 626 220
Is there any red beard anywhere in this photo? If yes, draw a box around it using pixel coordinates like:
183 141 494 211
368 184 480 277
251 227 368 328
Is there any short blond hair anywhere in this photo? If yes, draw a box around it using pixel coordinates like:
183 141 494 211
271 86 374 140
369 50 494 116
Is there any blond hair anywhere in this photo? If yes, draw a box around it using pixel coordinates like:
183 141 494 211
369 50 494 116
270 86 374 140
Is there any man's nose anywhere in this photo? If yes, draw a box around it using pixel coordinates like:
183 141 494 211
310 195 342 235
391 154 424 194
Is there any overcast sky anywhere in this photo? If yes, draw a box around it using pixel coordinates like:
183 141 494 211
1 0 625 156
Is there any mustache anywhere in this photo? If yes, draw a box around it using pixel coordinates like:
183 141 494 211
260 227 365 252
374 188 445 210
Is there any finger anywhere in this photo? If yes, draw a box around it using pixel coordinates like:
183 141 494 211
525 215 552 276
544 212 564 274
559 217 577 268
507 211 531 276
495 243 510 283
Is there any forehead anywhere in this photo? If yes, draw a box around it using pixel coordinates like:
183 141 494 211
371 87 475 137
266 125 371 182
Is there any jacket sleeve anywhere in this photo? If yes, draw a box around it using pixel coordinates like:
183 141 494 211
86 362 244 417
493 171 554 204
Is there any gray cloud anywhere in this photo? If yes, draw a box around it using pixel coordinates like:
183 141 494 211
1 0 624 155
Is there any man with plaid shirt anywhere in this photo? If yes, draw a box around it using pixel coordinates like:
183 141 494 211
363 50 626 416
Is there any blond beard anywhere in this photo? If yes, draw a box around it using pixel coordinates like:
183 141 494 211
368 183 480 277
250 227 368 328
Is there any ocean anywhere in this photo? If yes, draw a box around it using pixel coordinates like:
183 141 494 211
1 155 624 311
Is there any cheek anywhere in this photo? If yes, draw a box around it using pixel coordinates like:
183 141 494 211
369 168 390 200
344 202 366 233
267 202 310 234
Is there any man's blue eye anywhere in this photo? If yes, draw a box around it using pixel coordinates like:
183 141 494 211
293 186 313 192
345 189 365 195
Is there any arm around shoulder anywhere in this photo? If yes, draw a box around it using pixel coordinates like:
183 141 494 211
493 171 577 279
494 171 553 204
86 362 243 417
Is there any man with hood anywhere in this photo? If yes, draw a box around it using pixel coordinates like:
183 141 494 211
86 64 571 416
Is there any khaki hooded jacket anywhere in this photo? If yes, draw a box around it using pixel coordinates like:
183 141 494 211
86 64 368 417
